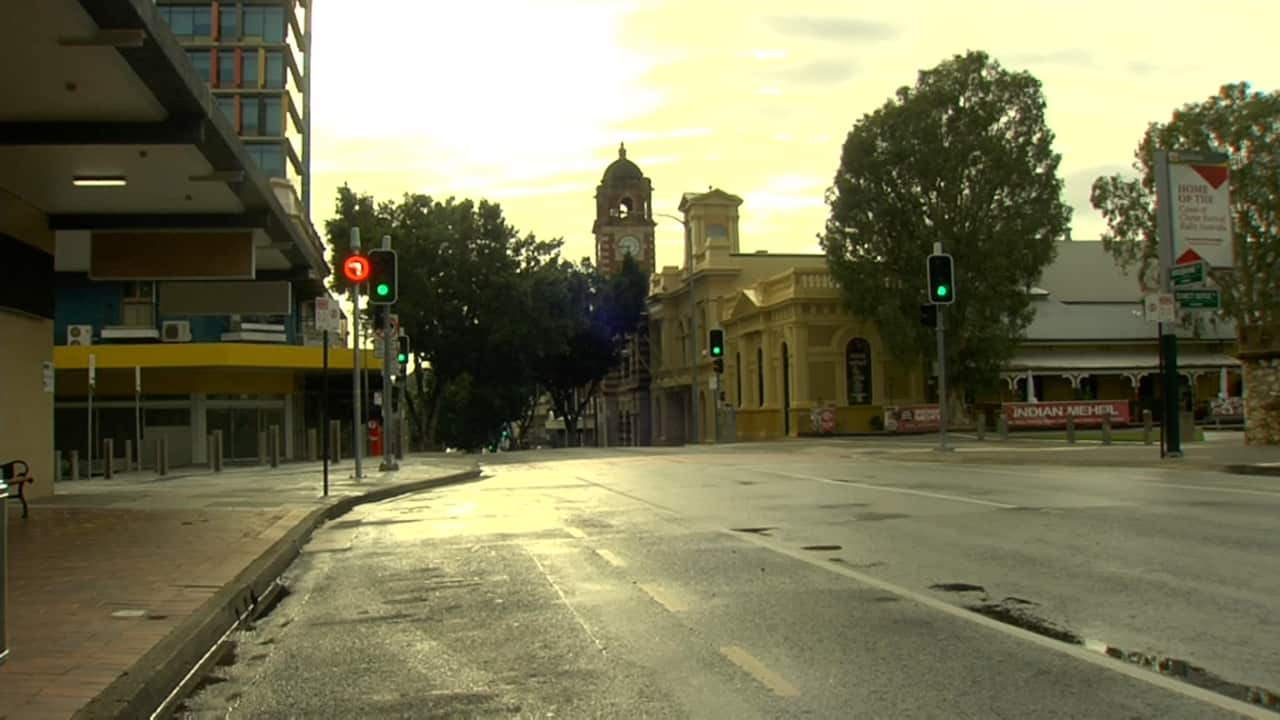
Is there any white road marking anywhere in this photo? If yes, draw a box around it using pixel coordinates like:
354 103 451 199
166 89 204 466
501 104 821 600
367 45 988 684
751 468 1018 509
595 548 626 567
524 548 606 655
564 526 587 539
720 645 800 697
1134 480 1280 500
637 583 687 613
724 529 1274 719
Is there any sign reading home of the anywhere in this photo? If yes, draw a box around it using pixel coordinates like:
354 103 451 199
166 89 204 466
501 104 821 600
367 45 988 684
1170 161 1233 268
846 338 871 405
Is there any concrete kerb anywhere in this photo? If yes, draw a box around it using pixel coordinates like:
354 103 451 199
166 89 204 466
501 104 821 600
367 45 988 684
71 467 483 720
1224 464 1280 478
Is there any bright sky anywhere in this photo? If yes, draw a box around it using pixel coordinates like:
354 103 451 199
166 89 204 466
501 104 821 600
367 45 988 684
307 0 1278 270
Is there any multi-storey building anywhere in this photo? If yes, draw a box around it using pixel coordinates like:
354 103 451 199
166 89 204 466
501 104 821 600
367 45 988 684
154 0 312 210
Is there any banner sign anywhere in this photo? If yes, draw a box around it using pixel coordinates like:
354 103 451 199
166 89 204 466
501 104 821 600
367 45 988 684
1003 400 1129 429
884 405 940 433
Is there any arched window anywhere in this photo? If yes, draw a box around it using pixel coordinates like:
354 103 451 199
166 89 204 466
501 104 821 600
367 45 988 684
846 338 872 405
618 197 633 219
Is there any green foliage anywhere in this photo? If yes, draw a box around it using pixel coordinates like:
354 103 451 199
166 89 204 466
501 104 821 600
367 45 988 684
821 50 1070 400
536 256 647 436
1091 82 1280 329
322 187 561 449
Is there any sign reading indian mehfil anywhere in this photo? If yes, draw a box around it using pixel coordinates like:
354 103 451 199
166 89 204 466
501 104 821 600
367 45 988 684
1171 161 1233 268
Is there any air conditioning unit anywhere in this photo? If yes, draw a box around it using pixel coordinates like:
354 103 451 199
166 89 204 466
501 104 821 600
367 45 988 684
162 320 192 343
66 324 93 346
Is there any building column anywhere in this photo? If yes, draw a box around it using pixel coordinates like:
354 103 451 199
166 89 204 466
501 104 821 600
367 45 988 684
790 324 811 404
191 393 208 465
1026 369 1036 402
284 393 297 460
1220 367 1229 398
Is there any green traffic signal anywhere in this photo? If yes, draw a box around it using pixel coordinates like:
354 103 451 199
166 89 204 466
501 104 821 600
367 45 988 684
936 285 948 297
376 283 390 297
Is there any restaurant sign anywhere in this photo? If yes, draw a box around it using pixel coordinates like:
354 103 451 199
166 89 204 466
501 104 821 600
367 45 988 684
1003 400 1130 429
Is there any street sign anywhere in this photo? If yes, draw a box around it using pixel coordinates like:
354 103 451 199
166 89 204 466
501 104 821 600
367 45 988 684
1175 288 1221 309
1169 260 1206 287
88 353 96 387
315 296 342 333
1144 293 1177 323
1170 159 1233 268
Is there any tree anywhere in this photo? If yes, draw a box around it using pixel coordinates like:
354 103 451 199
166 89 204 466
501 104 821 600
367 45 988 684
535 257 647 443
1091 83 1280 331
323 187 562 450
821 50 1071 414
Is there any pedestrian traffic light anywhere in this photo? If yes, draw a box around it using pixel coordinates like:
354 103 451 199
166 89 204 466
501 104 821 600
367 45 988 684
367 249 398 304
713 358 725 374
396 336 410 366
920 304 937 328
709 329 724 358
927 253 955 305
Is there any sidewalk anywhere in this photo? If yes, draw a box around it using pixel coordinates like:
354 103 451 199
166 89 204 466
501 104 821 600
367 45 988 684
821 430 1280 475
0 454 479 720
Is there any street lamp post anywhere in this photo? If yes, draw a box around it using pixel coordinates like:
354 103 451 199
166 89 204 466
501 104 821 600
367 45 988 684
655 212 703 444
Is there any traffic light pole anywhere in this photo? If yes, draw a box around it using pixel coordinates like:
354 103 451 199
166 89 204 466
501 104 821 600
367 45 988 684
350 228 364 480
379 305 398 472
936 304 950 452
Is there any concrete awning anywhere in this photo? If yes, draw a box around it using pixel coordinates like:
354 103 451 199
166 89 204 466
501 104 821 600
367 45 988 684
0 0 326 278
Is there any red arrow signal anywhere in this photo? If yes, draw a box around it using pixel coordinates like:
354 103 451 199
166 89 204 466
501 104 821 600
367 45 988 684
342 254 370 282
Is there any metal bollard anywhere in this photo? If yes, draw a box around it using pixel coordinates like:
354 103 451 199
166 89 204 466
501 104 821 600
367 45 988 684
258 431 268 466
208 434 218 470
269 425 280 468
1142 409 1153 446
69 450 80 483
103 439 114 479
997 414 1009 441
1102 415 1113 445
213 430 224 472
124 440 133 472
976 411 986 441
155 437 169 477
1066 416 1076 444
307 428 318 462
1 470 8 664
330 420 342 463
54 451 62 482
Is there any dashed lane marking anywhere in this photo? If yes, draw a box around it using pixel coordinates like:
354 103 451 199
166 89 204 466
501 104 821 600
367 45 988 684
565 526 587 539
638 583 687 613
595 548 626 567
720 645 800 697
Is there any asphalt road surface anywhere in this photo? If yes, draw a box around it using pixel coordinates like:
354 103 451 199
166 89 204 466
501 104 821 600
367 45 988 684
178 443 1280 718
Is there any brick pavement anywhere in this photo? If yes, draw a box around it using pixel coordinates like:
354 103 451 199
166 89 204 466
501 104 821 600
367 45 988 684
0 455 477 719
0 505 308 719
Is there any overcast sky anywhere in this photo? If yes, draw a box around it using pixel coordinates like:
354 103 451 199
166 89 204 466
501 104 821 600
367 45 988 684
307 0 1278 269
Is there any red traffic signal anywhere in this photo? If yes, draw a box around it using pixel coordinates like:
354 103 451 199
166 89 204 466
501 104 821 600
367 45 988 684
343 254 370 283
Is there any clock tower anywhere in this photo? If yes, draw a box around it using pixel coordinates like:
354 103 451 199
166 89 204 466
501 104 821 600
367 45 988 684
593 143 656 276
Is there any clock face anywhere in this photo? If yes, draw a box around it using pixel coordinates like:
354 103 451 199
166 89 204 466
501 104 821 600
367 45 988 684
618 235 641 259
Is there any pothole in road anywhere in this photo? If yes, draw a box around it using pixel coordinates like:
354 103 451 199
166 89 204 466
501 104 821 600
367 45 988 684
1085 642 1280 712
730 527 776 535
930 582 986 594
941 589 1280 714
801 545 842 551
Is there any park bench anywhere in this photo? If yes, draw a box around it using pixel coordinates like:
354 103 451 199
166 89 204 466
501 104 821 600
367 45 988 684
2 460 34 518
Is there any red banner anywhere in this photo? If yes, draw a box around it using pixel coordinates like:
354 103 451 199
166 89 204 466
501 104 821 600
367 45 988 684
884 405 941 433
1003 400 1130 429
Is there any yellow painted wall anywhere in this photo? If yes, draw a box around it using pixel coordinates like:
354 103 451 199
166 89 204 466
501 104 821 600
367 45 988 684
734 407 780 440
55 367 300 398
53 343 381 370
1 189 55 499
